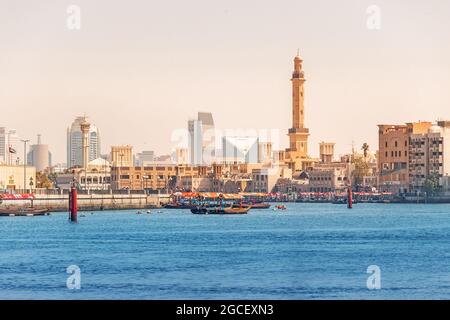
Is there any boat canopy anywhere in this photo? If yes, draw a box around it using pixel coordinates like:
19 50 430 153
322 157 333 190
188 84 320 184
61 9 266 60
171 192 243 200
238 192 268 198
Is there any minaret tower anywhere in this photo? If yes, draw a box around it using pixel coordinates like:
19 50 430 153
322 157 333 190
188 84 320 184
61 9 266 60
287 52 309 157
80 116 91 171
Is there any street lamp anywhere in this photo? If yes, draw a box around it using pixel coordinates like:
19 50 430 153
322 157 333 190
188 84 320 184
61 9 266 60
20 139 30 193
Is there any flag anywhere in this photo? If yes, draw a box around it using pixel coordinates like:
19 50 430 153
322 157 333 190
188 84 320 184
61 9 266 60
9 146 16 154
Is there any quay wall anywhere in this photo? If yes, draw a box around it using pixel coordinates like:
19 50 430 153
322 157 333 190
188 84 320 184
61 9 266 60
0 193 171 212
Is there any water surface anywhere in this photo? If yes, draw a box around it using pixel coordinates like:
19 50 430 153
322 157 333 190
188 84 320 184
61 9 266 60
1 203 450 299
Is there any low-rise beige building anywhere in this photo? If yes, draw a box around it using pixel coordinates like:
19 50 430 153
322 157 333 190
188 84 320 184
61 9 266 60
0 164 36 191
308 163 348 192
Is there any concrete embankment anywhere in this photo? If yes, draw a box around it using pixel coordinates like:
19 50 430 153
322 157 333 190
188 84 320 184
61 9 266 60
0 193 171 212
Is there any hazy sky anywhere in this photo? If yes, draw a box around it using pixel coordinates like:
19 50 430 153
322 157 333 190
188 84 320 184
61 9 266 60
1 0 450 163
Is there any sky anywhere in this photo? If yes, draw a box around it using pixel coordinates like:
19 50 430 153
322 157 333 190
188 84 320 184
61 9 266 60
1 0 450 163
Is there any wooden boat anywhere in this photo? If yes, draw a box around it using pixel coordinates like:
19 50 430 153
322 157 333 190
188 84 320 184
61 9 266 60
164 203 194 209
0 208 50 217
248 202 271 209
191 205 251 215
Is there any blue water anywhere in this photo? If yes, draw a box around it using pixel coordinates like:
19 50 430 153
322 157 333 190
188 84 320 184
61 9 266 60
1 203 450 299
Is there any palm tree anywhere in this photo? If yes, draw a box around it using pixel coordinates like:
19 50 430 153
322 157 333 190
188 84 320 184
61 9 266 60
362 143 369 158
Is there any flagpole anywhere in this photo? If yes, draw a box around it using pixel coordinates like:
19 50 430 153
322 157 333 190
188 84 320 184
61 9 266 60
21 139 29 193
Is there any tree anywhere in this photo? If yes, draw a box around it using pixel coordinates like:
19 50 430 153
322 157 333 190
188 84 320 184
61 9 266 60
362 143 370 158
352 157 370 186
36 171 54 189
423 174 440 197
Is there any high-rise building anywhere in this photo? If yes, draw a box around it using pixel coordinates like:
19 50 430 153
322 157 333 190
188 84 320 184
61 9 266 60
198 112 215 156
188 119 203 165
27 134 52 172
0 127 7 164
67 116 101 168
7 129 20 165
188 112 215 165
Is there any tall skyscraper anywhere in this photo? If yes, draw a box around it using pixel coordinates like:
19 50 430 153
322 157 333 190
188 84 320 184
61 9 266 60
198 112 215 153
188 112 215 165
7 129 20 165
27 134 52 172
67 116 101 168
188 119 203 165
0 127 7 164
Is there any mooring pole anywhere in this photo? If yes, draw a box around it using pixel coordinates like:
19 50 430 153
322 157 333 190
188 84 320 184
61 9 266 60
347 186 353 209
70 186 78 222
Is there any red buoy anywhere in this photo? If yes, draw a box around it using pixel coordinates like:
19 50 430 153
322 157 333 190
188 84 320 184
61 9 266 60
347 186 353 209
70 186 78 222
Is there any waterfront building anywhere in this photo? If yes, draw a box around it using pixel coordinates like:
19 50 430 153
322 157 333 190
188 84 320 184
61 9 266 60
111 164 177 191
111 145 133 167
249 167 292 193
409 121 450 193
319 142 335 163
27 134 52 172
308 163 348 193
177 176 213 192
378 122 431 194
0 164 36 191
67 116 101 168
56 158 111 191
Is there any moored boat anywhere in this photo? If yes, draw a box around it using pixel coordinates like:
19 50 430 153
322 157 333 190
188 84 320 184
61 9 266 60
191 205 251 215
248 202 271 209
0 208 50 217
